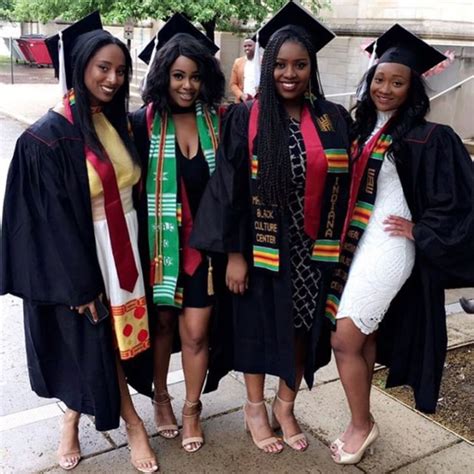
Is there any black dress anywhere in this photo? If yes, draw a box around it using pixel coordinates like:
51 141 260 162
287 118 322 331
176 142 213 309
1 111 153 431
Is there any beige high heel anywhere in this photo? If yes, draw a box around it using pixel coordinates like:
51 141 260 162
330 413 375 453
271 395 308 451
152 391 179 439
181 400 204 453
125 421 159 473
244 400 284 453
332 422 379 465
57 411 82 471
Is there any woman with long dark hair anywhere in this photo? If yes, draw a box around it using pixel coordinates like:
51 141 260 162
1 14 158 472
191 2 351 454
130 14 225 454
328 24 474 465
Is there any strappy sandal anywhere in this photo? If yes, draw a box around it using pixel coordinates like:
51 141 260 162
57 411 82 471
181 400 204 453
126 421 159 473
271 395 308 451
244 400 284 454
152 391 179 439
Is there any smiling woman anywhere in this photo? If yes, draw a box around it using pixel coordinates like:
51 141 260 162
329 23 474 466
369 62 411 112
84 44 127 105
190 0 352 456
1 13 158 473
129 13 225 455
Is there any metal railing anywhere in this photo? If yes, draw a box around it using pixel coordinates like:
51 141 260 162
429 75 474 101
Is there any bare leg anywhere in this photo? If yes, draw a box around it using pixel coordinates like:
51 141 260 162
273 334 308 451
331 318 373 457
362 332 377 387
244 373 284 453
116 358 158 472
179 306 212 452
57 408 81 470
152 308 178 438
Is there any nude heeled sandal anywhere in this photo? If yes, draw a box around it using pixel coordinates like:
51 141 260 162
125 421 159 473
271 395 308 451
332 422 379 465
57 411 82 471
244 400 284 453
152 391 179 439
181 400 204 453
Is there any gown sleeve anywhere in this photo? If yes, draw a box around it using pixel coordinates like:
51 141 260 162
1 132 103 306
190 103 251 254
412 125 474 287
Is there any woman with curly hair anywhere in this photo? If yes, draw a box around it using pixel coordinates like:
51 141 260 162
191 2 351 454
329 24 474 465
130 14 225 454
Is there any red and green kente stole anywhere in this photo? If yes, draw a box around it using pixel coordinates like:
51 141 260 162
324 131 392 322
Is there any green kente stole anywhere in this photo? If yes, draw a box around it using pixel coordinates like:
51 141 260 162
146 101 219 307
248 99 350 274
325 128 392 322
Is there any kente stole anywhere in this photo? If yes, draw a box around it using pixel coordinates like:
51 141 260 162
146 101 219 307
248 100 350 274
325 127 392 322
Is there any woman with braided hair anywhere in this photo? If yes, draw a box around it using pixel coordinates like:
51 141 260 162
328 24 474 465
191 2 351 454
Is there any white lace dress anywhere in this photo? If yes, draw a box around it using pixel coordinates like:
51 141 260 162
336 111 416 334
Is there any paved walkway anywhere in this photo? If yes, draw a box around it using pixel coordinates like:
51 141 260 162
0 82 473 473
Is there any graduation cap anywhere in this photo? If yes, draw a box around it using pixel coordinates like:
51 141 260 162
138 12 219 66
365 24 446 75
45 11 103 95
253 0 335 51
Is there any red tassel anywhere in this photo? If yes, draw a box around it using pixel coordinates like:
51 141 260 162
150 257 163 285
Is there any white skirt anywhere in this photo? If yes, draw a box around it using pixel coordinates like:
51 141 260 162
336 157 415 335
92 187 150 359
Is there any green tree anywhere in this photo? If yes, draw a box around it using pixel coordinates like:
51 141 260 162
0 0 15 20
12 0 332 39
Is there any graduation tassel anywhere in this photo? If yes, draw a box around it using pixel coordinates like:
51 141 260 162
58 31 68 97
207 256 214 296
141 32 159 93
150 256 163 285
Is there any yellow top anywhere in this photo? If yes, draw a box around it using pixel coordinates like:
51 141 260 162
87 112 140 198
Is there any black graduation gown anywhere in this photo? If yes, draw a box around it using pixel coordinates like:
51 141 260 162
377 122 474 413
190 100 352 392
0 111 153 431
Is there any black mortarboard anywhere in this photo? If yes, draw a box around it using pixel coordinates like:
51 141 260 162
253 0 335 51
138 13 219 65
365 24 446 75
45 11 103 92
